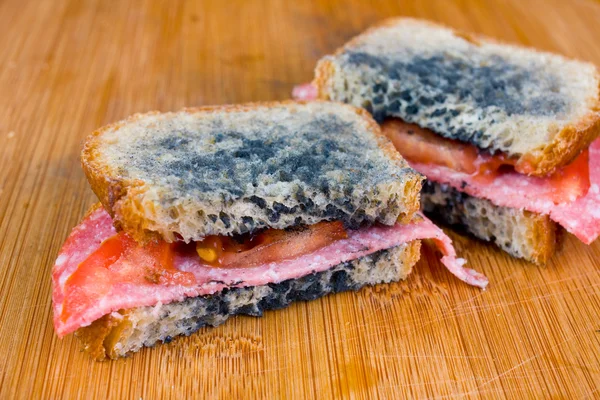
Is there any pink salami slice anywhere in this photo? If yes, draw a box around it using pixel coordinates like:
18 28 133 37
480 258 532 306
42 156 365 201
53 207 486 336
413 138 600 244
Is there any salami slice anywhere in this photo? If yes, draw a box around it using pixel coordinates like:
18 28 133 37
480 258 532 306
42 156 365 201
53 207 486 336
413 138 600 244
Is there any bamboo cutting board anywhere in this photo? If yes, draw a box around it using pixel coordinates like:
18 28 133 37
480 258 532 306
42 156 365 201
1 0 600 398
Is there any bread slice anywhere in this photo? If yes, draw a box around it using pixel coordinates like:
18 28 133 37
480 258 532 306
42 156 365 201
314 17 600 176
74 241 421 360
82 101 422 243
421 180 556 264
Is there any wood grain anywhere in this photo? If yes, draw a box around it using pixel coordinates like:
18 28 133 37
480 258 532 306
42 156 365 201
1 0 600 398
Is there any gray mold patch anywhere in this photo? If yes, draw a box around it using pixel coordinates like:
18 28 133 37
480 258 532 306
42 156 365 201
342 51 567 151
133 117 378 195
121 115 405 228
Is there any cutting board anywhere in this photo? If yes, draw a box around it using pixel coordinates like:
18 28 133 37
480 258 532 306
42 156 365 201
1 0 600 398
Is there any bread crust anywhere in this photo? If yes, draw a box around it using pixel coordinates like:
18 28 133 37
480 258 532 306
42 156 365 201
518 105 600 175
313 17 600 176
82 101 421 242
524 211 557 265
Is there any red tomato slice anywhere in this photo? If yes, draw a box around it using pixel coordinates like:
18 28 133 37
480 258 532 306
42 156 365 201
381 119 591 204
61 234 194 322
382 119 479 174
196 221 348 269
62 234 134 322
547 149 590 204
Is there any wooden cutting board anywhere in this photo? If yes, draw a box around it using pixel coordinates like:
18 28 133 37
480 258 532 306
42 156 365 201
1 0 600 398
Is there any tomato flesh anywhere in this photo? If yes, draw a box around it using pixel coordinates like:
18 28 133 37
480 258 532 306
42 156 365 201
381 119 590 204
61 234 194 322
383 119 479 173
547 149 590 203
196 221 348 268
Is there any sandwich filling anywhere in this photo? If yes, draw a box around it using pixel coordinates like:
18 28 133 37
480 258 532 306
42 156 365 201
293 84 600 245
53 205 488 337
381 120 600 244
382 120 591 204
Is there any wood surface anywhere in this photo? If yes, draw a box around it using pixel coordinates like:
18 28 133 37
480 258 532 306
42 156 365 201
1 0 600 398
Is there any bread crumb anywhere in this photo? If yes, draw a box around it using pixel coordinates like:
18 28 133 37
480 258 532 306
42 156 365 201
7 131 15 139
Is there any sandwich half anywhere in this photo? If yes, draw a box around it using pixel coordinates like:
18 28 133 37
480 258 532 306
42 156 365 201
295 18 600 264
52 101 486 360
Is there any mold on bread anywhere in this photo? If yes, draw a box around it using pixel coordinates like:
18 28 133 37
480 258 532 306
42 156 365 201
82 101 422 242
421 180 556 264
75 241 420 360
314 17 600 175
343 51 567 123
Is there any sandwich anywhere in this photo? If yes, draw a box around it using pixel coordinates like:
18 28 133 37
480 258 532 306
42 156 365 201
294 18 600 264
52 101 487 360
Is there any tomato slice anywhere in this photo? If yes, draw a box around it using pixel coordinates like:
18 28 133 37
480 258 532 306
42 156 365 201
547 149 590 204
382 119 479 173
381 119 591 204
61 234 194 322
62 235 134 322
196 221 348 269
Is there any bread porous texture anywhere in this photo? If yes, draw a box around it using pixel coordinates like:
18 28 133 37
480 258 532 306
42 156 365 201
315 18 600 175
421 180 556 264
82 101 422 242
75 241 420 360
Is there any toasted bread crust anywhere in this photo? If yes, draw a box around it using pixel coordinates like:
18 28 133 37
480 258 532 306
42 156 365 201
82 113 149 238
525 211 557 264
82 101 421 242
518 105 600 175
313 59 336 101
313 17 600 176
